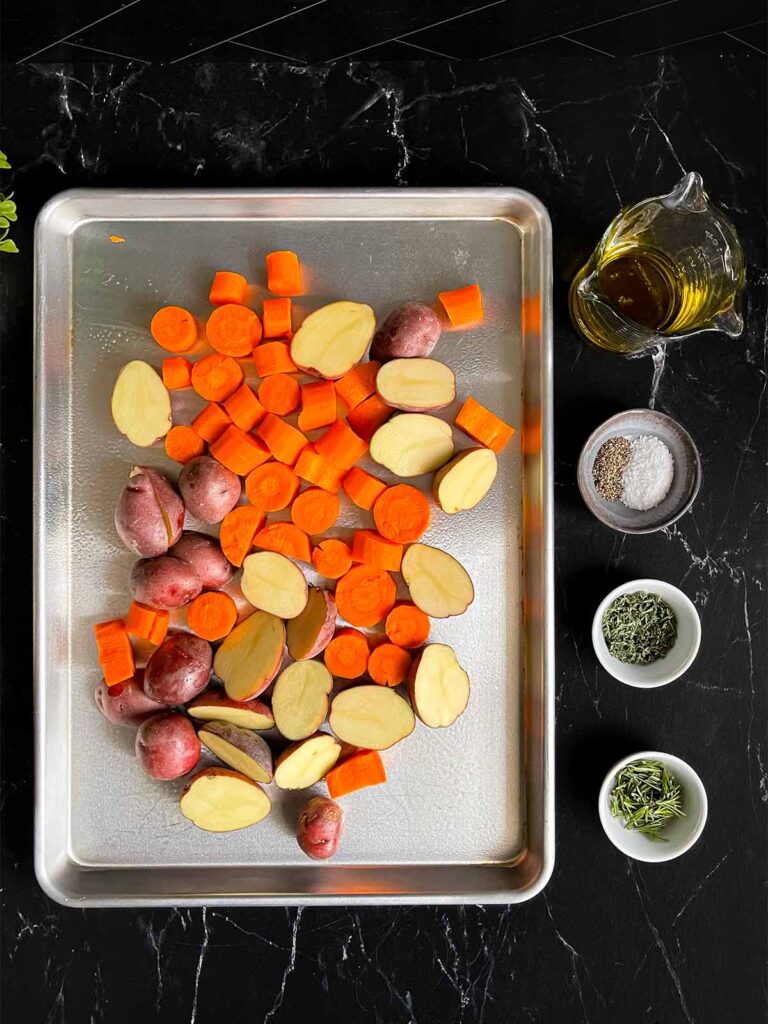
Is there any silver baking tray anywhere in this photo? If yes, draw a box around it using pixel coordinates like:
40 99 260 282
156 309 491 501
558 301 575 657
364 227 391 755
34 188 553 907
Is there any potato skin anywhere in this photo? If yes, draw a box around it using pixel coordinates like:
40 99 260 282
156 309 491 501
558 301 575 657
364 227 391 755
135 712 201 780
178 456 241 524
296 796 343 860
130 555 202 609
169 531 233 589
115 466 185 557
370 303 441 362
199 721 274 782
143 633 212 705
94 674 166 726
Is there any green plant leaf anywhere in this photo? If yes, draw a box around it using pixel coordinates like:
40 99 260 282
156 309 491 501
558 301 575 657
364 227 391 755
0 239 19 253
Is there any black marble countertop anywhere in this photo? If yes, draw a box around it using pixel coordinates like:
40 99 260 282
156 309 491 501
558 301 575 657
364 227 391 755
1 18 767 1023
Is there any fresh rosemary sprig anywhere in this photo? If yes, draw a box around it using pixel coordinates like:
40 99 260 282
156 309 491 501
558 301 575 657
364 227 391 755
0 150 18 254
602 590 676 665
609 758 685 841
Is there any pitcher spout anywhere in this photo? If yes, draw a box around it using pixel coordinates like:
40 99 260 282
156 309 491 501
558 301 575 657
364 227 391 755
712 305 744 338
663 171 708 213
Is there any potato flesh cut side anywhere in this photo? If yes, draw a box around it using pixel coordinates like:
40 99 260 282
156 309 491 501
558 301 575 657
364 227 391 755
286 588 336 660
329 685 415 750
111 360 172 447
376 358 456 411
369 414 454 477
434 448 498 514
272 660 333 741
187 703 274 731
410 644 470 728
199 728 273 784
180 770 271 832
401 543 474 618
213 610 285 701
290 301 375 379
241 551 308 619
274 734 342 789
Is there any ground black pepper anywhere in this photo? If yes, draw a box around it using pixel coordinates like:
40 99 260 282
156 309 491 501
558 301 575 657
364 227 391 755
593 436 631 501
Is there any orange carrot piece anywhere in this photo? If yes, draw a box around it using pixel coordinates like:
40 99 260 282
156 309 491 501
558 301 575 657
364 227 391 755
323 627 370 679
253 522 311 563
165 425 206 464
125 601 157 639
346 394 394 441
187 591 238 641
372 484 431 543
334 361 380 411
438 283 484 326
342 466 387 511
219 506 265 567
258 373 300 416
206 304 262 357
326 749 387 798
256 413 308 466
210 425 271 476
334 565 396 628
312 538 352 580
351 529 403 572
146 610 170 645
209 271 248 307
191 402 231 443
385 603 430 649
367 642 412 687
455 396 515 454
314 419 368 471
162 356 193 390
245 462 300 511
150 306 198 353
93 619 135 686
252 342 298 377
297 379 337 432
224 383 265 432
191 354 244 403
262 297 292 338
266 250 302 296
294 449 345 493
290 487 339 534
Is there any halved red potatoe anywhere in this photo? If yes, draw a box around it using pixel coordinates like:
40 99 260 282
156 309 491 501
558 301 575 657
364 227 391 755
241 551 308 619
198 721 274 784
213 609 286 702
408 643 470 728
369 413 454 477
187 690 274 731
180 767 271 832
111 360 172 447
432 447 498 514
329 685 415 750
286 588 337 660
274 733 342 790
272 660 333 741
401 543 474 618
375 358 456 412
290 301 375 379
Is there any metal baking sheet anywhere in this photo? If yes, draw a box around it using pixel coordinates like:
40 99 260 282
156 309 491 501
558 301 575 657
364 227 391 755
34 188 553 906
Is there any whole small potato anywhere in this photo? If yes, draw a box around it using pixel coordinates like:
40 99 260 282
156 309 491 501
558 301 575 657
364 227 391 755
169 531 233 589
130 555 202 609
144 633 212 705
370 302 442 362
135 712 201 780
296 795 343 861
115 466 185 557
178 456 241 524
94 674 166 727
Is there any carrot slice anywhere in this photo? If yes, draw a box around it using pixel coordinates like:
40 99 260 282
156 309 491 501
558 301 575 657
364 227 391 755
165 425 206 464
326 749 386 798
455 396 515 454
367 643 412 687
191 402 231 443
224 383 266 432
252 342 298 377
262 297 292 338
150 306 198 353
323 628 369 679
210 425 271 476
256 413 308 466
294 449 345 494
125 601 159 640
438 283 484 326
290 487 339 534
209 271 248 307
312 538 352 580
206 304 262 357
187 591 238 641
297 379 337 432
372 484 431 543
93 619 135 686
334 565 396 628
346 394 394 441
258 373 300 416
253 522 311 563
342 466 387 511
334 361 380 411
245 462 300 511
191 354 244 403
385 603 430 649
219 506 265 567
266 250 302 296
351 529 403 572
162 356 193 390
314 419 368 471
147 610 171 645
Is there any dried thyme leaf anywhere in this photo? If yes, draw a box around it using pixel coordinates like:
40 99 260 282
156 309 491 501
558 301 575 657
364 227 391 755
602 591 676 665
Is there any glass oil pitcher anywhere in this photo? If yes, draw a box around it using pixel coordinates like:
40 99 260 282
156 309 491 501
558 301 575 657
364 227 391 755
569 172 745 355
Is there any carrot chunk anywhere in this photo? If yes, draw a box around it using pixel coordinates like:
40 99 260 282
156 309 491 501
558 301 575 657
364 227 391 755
245 462 300 511
372 484 431 543
266 250 302 296
262 297 292 338
455 396 515 453
297 379 337 432
385 603 430 649
334 361 380 411
191 354 244 403
150 306 198 353
94 619 135 686
312 538 352 580
323 628 370 679
326 749 387 798
351 529 403 572
314 419 368 471
256 413 308 466
342 467 387 511
252 342 298 377
125 601 170 645
209 271 248 307
258 373 300 416
290 487 339 534
210 425 271 476
187 591 238 641
334 565 396 628
224 383 266 432
162 356 193 390
191 402 231 443
294 449 345 493
206 304 262 357
165 425 206 464
438 283 484 326
219 506 265 567
253 522 311 563
346 394 394 441
368 643 412 687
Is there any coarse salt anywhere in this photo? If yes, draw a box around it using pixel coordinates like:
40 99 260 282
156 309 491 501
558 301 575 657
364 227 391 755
621 435 674 511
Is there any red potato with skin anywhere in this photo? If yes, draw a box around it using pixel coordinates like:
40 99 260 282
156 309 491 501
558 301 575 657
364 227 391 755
94 674 166 727
370 302 442 362
296 796 343 860
375 358 456 412
169 531 233 589
135 712 201 780
178 456 241 524
130 555 202 609
143 633 212 705
187 690 274 730
115 466 185 557
286 588 337 660
198 721 274 784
